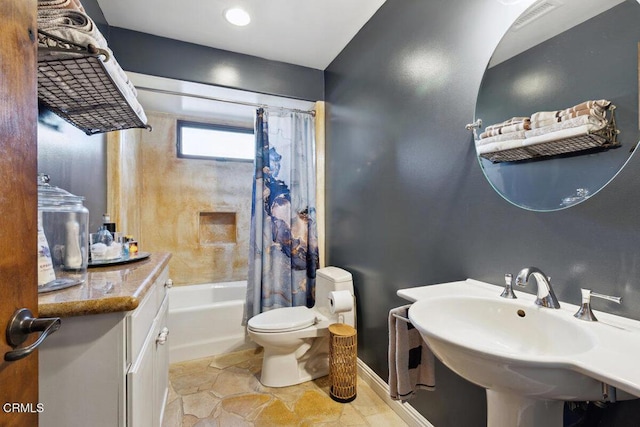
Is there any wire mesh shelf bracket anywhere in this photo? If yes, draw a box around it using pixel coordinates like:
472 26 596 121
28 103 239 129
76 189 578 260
37 30 150 135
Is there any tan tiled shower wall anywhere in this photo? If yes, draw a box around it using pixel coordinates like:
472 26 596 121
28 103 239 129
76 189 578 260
110 112 254 286
108 128 142 241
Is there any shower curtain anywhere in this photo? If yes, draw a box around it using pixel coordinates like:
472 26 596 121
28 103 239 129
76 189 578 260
244 108 319 321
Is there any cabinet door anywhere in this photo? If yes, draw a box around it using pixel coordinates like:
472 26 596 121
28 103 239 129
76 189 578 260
153 295 169 427
128 292 170 427
127 327 154 427
40 312 126 427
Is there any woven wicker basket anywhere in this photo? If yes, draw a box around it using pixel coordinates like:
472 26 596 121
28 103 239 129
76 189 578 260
329 323 357 403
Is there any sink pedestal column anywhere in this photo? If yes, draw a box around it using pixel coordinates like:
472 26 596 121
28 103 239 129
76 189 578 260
486 390 564 427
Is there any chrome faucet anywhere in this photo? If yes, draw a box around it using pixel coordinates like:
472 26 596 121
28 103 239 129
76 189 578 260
514 267 561 309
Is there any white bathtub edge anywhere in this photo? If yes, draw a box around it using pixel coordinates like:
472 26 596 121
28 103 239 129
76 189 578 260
167 280 252 364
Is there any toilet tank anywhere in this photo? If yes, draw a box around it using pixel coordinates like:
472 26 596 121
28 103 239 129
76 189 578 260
314 267 354 323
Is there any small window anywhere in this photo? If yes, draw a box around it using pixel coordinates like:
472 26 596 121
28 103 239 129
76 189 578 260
177 120 254 161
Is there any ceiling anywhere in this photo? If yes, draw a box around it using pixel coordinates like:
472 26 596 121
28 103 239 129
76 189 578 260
96 0 387 71
490 0 625 67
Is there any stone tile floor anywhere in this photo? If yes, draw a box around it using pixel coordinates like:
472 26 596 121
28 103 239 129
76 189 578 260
162 347 409 426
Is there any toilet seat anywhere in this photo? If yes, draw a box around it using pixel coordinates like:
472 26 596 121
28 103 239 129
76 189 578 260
248 306 317 333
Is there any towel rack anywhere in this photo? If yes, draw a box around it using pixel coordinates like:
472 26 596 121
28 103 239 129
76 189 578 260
392 313 412 323
36 30 151 135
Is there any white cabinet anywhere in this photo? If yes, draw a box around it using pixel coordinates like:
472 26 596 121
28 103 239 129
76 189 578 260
39 266 170 427
127 293 169 426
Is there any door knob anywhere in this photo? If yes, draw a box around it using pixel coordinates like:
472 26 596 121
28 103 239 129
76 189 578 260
4 308 61 362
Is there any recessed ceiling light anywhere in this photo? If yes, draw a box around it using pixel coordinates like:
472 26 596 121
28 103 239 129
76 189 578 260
224 8 251 27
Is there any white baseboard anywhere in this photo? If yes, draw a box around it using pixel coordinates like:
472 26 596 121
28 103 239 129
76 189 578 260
357 359 435 427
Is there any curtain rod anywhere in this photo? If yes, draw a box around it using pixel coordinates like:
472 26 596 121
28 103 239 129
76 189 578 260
135 86 316 116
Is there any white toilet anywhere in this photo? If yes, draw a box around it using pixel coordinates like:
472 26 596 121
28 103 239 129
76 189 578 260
247 266 355 387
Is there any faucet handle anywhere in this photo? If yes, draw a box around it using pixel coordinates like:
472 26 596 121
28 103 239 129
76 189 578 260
574 288 622 322
500 273 517 299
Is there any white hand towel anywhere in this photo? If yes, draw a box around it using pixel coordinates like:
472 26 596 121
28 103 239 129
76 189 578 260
388 304 435 401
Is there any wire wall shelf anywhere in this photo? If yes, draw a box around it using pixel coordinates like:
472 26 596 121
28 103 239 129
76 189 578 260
478 106 619 163
37 30 150 135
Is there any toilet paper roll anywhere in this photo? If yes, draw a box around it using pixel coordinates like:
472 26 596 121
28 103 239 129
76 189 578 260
328 290 353 314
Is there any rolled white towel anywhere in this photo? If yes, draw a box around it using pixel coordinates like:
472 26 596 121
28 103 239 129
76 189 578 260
38 0 85 12
477 139 526 155
476 130 526 147
525 115 607 139
523 124 595 148
38 9 108 49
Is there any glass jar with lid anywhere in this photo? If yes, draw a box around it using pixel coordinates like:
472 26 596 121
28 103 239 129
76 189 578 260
37 173 89 293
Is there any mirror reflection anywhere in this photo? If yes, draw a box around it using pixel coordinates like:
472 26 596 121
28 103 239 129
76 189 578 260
475 0 640 211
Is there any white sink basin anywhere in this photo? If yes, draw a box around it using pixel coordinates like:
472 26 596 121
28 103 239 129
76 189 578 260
399 279 640 427
410 295 600 399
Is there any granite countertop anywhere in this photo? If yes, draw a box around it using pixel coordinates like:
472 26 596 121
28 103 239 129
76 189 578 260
38 252 172 318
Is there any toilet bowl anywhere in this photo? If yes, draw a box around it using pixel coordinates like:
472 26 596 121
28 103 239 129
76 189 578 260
247 267 355 387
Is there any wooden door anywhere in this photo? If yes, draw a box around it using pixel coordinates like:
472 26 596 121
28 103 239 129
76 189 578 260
0 0 40 426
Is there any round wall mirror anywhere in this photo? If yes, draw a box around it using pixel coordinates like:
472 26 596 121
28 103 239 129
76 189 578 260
475 0 640 211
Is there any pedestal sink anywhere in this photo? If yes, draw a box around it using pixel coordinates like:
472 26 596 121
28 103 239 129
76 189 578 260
399 280 640 427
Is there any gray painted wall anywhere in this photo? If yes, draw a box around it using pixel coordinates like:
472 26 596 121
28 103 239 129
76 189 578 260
106 27 324 102
325 0 640 425
37 109 107 234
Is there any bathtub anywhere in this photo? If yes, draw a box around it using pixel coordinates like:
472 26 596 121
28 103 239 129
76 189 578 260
168 281 256 363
